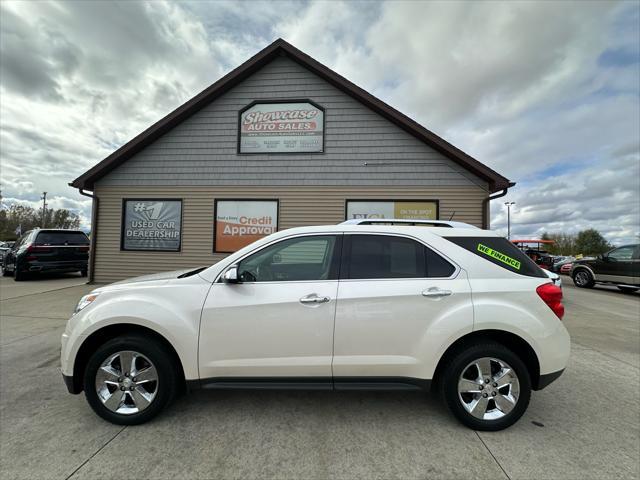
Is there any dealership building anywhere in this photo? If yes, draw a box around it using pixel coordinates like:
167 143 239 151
71 39 514 283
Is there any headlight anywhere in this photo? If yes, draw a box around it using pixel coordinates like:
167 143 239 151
74 293 100 315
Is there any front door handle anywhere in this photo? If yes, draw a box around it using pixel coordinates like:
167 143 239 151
422 287 452 298
300 294 330 304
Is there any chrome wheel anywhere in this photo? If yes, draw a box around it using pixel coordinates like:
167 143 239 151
574 271 590 286
458 357 520 421
95 350 159 415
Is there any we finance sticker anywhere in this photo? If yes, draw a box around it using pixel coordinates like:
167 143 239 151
477 243 521 270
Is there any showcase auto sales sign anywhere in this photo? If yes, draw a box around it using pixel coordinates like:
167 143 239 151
239 102 324 153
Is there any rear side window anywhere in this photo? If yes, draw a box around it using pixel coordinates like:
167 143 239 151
35 231 89 246
445 236 546 278
344 235 455 279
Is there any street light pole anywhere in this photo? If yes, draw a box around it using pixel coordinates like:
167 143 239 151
41 192 48 228
504 202 516 240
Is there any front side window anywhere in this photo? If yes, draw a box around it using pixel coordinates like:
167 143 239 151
344 234 455 279
237 235 339 282
608 246 635 261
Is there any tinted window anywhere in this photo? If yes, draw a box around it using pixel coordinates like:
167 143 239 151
345 235 455 279
35 231 89 246
608 246 635 261
445 236 547 278
238 235 339 282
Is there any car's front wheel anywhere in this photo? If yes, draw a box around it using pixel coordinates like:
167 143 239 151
84 335 179 425
573 269 594 288
442 343 531 431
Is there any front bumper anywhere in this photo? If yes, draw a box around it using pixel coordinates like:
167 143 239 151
536 369 565 390
62 372 82 394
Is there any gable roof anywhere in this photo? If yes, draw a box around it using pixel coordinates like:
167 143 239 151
70 38 513 193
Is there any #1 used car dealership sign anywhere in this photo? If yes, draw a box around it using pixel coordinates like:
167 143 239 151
239 102 324 153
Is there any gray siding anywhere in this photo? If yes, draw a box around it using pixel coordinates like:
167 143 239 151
92 185 487 283
97 56 488 190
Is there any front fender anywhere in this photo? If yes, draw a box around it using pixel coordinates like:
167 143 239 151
63 279 210 380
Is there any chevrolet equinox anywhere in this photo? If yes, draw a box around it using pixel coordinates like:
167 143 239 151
61 220 569 431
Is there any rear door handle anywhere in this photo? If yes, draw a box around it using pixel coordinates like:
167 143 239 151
300 294 330 304
422 287 452 298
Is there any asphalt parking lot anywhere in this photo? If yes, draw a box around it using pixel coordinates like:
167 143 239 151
1 275 638 480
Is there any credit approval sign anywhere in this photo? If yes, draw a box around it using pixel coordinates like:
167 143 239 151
215 200 278 252
239 102 324 153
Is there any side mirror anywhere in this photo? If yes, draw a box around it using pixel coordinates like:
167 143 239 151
222 265 239 283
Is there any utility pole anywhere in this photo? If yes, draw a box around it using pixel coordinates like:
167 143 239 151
41 192 48 228
504 202 516 240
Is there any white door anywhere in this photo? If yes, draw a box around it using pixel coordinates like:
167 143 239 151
199 234 341 381
333 234 473 382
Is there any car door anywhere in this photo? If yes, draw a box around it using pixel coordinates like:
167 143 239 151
333 234 473 385
604 245 638 283
199 234 342 383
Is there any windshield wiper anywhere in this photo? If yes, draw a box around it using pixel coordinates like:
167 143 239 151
178 266 208 278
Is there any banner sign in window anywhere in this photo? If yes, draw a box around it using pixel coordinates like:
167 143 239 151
239 102 324 153
122 200 182 251
346 200 438 220
215 200 278 252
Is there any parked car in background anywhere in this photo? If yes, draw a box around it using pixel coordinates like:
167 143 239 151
61 220 569 431
0 241 14 261
2 229 89 281
572 244 640 293
552 256 575 273
560 263 573 274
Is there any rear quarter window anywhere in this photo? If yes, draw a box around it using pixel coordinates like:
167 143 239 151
445 236 547 278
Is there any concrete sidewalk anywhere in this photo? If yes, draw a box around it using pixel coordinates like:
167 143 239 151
0 277 638 479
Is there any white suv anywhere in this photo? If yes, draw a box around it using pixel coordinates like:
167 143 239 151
61 221 569 431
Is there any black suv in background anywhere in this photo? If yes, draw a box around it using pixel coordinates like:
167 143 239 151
572 244 640 293
2 229 90 281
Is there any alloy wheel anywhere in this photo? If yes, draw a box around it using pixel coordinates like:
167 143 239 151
457 357 520 421
95 350 159 415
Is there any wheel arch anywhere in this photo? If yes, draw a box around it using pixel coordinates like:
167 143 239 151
70 324 186 394
432 329 543 390
572 264 595 279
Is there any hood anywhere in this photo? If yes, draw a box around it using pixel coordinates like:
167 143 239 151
103 268 196 288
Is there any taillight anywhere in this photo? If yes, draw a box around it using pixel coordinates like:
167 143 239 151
536 283 565 320
25 244 53 261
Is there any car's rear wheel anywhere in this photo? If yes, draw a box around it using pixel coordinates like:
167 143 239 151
13 266 24 281
84 335 179 425
80 268 88 277
2 266 12 277
618 286 639 293
573 269 594 288
442 343 531 431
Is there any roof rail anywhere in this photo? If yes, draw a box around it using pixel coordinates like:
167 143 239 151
340 219 479 229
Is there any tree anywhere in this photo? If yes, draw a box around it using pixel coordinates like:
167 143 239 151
575 229 611 256
0 204 82 240
545 232 578 256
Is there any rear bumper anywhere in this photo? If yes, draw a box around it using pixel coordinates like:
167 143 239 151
536 369 565 390
20 261 87 273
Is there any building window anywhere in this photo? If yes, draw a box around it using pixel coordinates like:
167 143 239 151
214 199 279 253
345 200 439 221
121 199 182 252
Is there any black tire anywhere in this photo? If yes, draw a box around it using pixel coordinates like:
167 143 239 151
442 343 531 431
80 269 88 277
618 286 639 293
13 267 24 281
573 268 594 288
84 335 179 425
2 267 12 277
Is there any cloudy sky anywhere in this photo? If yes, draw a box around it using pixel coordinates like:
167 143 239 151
1 0 639 243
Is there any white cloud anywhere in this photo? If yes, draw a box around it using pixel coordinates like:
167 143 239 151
0 0 638 245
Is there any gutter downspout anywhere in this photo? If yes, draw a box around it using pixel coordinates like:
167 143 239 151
482 182 515 229
78 188 98 284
